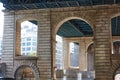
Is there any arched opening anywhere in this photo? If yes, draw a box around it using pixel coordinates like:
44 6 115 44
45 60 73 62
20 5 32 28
16 20 38 56
111 16 120 54
111 16 120 80
114 67 120 80
55 18 94 80
115 74 120 80
87 43 94 71
113 41 120 54
15 66 35 80
69 42 79 68
111 16 120 36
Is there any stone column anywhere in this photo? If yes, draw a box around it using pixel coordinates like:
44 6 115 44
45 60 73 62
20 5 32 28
37 10 52 80
2 10 15 78
63 38 69 69
79 40 87 71
94 11 112 80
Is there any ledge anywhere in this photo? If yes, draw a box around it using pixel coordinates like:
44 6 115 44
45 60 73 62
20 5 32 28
14 56 38 60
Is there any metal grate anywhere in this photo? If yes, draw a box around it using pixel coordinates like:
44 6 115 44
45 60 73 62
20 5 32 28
0 0 120 10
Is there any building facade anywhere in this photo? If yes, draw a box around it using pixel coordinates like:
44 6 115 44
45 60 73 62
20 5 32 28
1 4 120 80
0 37 2 59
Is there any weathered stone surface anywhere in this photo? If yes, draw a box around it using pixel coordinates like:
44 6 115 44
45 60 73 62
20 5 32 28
2 4 120 80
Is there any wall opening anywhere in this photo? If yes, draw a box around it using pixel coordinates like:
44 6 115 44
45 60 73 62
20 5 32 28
55 18 94 79
87 43 94 71
69 42 79 68
111 16 120 54
114 67 120 80
56 35 63 69
113 41 120 54
111 16 120 36
16 20 38 56
15 66 35 80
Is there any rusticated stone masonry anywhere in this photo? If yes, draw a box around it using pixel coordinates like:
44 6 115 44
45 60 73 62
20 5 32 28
2 4 120 80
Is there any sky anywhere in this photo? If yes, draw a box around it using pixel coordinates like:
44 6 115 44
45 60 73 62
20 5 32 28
0 3 4 37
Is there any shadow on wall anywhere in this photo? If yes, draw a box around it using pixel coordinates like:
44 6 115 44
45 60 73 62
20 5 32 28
0 63 6 78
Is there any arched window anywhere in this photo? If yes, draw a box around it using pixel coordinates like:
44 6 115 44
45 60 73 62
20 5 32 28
55 18 93 69
114 65 120 80
113 41 120 54
69 42 79 68
111 16 120 36
111 16 120 54
87 43 94 71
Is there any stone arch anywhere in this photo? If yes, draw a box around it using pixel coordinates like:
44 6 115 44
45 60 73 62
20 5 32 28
110 14 120 35
14 62 39 80
110 14 120 55
52 17 94 54
111 62 120 80
86 42 94 51
52 16 95 79
96 11 120 80
110 13 120 20
112 41 120 54
54 17 94 35
113 40 120 43
87 43 94 71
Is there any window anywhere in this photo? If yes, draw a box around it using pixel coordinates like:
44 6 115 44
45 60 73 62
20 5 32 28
69 42 79 68
21 43 26 46
27 37 31 41
27 42 31 46
56 35 63 69
113 41 120 54
19 20 38 56
111 16 120 55
22 48 25 51
21 38 25 41
87 43 94 71
26 47 31 51
32 38 36 41
32 47 36 51
32 42 36 46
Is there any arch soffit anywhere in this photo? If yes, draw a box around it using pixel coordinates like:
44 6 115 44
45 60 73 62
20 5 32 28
110 13 120 19
54 17 95 35
16 17 38 31
16 17 38 24
86 42 94 53
113 40 120 43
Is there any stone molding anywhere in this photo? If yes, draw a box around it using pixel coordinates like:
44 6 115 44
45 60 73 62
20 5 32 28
14 61 40 80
